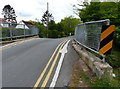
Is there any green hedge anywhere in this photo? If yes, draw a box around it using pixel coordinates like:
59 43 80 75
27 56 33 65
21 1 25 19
0 28 32 38
0 28 10 37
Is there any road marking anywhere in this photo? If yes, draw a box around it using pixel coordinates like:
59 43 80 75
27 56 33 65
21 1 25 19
40 40 67 88
33 40 66 89
0 42 17 49
0 38 37 50
49 40 70 88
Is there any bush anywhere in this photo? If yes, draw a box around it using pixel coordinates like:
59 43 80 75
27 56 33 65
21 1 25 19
1 28 10 37
39 29 60 38
106 54 120 68
39 29 47 38
48 30 58 38
113 26 120 48
106 42 120 68
13 28 24 36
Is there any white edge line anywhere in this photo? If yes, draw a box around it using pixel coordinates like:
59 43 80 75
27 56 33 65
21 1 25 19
0 42 18 49
0 38 37 49
49 40 70 88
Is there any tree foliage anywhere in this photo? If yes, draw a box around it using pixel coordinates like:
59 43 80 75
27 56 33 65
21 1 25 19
47 16 80 38
77 1 120 48
79 2 101 22
78 2 120 26
60 16 80 36
2 5 17 23
34 16 80 38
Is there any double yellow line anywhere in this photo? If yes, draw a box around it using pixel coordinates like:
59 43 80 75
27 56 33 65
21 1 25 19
33 40 67 89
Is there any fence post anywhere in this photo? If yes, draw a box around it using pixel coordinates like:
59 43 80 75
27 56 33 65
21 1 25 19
9 23 12 41
24 24 25 40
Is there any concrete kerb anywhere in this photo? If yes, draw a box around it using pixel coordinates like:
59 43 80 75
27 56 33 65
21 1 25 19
72 40 113 78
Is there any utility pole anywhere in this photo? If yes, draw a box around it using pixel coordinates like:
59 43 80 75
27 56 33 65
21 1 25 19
46 2 49 37
41 2 54 37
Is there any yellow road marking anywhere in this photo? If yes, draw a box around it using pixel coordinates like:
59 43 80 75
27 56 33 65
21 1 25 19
33 40 66 89
40 40 67 88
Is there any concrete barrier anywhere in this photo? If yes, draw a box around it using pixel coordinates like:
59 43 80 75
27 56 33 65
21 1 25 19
72 40 113 78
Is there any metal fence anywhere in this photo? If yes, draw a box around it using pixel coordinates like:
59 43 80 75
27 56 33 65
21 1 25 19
75 19 110 52
0 22 39 40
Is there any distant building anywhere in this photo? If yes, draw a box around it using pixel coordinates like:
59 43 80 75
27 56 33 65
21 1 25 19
22 20 39 35
0 18 9 28
0 18 6 23
16 21 29 29
22 20 38 30
22 20 34 29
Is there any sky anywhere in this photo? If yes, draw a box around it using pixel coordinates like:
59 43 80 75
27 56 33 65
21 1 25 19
0 0 84 23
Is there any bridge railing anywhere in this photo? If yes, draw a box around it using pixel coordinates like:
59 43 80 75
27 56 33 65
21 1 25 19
74 19 111 57
0 22 39 40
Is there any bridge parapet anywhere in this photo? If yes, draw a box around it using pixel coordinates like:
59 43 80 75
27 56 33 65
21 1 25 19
75 19 115 59
74 19 115 78
0 22 39 40
72 40 113 78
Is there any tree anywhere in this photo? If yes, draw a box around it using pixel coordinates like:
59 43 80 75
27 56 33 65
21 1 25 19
99 2 119 25
48 20 58 38
77 1 120 26
78 2 101 22
76 1 120 50
41 10 54 26
48 20 56 30
32 21 45 38
60 16 80 36
2 5 17 23
41 3 54 37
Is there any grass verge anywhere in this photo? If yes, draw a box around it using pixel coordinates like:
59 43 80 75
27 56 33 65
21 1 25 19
68 57 120 88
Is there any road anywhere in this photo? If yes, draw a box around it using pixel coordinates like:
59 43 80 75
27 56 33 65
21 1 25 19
2 37 79 88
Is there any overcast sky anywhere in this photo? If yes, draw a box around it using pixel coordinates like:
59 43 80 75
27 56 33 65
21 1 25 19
0 0 84 23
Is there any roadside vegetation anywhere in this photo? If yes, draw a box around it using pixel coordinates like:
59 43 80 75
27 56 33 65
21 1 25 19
0 28 32 41
34 16 80 38
68 1 120 88
68 56 120 89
